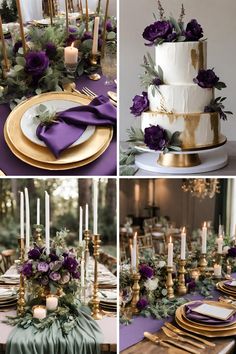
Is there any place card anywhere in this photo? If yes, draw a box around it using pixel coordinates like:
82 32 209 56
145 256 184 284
192 303 236 320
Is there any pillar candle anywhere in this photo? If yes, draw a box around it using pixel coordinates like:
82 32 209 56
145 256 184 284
214 264 222 277
64 42 78 64
36 198 40 225
201 222 207 254
24 188 30 251
46 295 58 311
81 259 85 287
180 227 186 260
85 203 89 230
93 179 98 235
33 306 47 319
0 15 9 71
20 192 24 239
167 236 173 267
79 206 83 242
85 0 89 31
217 235 223 254
92 16 100 55
15 0 27 55
45 191 50 255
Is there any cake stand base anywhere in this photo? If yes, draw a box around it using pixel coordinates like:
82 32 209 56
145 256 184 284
135 145 228 174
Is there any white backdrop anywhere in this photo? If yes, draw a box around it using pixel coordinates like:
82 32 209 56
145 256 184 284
120 0 236 141
58 0 116 16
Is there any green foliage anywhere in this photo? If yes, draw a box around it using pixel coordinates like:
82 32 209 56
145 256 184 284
141 297 187 319
205 97 233 121
35 104 57 126
140 53 162 90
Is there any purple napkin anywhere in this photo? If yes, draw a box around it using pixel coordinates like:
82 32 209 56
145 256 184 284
36 95 116 158
185 301 236 325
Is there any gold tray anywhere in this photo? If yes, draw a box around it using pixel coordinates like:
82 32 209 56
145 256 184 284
4 92 113 165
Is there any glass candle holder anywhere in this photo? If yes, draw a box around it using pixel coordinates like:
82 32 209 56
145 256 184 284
33 305 47 320
46 294 59 311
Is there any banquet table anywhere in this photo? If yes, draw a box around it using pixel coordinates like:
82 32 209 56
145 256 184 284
0 74 117 176
120 275 236 353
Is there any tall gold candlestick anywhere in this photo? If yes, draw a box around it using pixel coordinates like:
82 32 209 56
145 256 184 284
130 272 141 314
0 15 9 76
101 0 109 57
166 267 175 299
65 0 69 35
85 0 89 31
178 259 187 295
91 234 103 320
199 253 208 273
84 229 90 276
17 237 25 316
49 0 54 25
15 0 27 55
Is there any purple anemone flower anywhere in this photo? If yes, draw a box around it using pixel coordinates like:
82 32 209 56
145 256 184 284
139 264 154 278
25 51 49 78
144 125 168 151
130 92 149 117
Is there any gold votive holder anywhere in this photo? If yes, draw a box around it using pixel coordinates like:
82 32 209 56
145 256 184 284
32 305 47 320
130 272 141 314
199 253 208 273
178 259 187 296
46 294 58 311
166 266 175 299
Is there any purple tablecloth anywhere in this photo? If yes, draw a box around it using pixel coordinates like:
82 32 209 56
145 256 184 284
0 74 117 176
120 277 236 352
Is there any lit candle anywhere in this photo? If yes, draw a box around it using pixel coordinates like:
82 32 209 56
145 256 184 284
134 183 140 217
81 259 85 287
24 188 30 252
148 179 154 206
36 198 40 225
218 224 223 237
85 203 89 230
93 179 98 235
45 191 50 255
92 16 100 55
167 236 173 267
217 235 223 254
85 0 89 31
15 0 27 55
64 42 78 64
214 264 222 277
180 227 186 260
79 206 83 242
0 16 9 73
46 295 58 311
33 305 47 319
201 222 207 254
20 192 24 239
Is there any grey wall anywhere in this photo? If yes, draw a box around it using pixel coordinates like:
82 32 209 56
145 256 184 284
120 0 236 141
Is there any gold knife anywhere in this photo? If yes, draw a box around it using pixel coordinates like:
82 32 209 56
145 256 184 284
162 326 205 349
164 322 216 347
144 332 171 348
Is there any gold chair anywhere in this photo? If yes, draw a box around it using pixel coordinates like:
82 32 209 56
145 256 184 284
137 234 154 254
1 249 15 272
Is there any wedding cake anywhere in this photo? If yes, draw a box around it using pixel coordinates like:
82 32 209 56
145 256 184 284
130 3 231 153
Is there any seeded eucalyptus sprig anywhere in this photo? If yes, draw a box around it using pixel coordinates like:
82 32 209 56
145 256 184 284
35 104 58 126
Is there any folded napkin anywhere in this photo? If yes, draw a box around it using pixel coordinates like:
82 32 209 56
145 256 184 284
36 95 116 158
185 301 236 325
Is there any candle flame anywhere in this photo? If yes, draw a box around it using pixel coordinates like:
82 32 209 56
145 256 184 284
71 42 75 48
203 221 206 227
170 236 172 243
182 226 186 233
134 232 137 239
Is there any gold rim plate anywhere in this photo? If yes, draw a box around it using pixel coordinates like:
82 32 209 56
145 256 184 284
5 92 113 165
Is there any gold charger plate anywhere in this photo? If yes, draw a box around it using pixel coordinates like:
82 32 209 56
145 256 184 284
5 92 113 165
216 283 236 298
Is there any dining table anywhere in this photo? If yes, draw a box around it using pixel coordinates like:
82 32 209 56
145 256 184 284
0 74 117 176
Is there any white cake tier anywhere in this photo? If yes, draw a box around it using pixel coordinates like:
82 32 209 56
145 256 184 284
141 111 221 149
148 84 213 113
155 41 207 84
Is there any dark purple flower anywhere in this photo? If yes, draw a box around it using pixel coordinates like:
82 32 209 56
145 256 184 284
188 280 196 290
44 42 57 59
49 272 61 281
41 275 49 286
143 20 173 43
66 35 77 46
37 262 49 273
130 91 149 117
193 69 219 88
25 51 49 78
152 77 162 86
144 125 168 151
185 19 203 41
228 247 236 258
63 256 78 273
137 298 149 310
98 37 103 50
28 247 41 260
166 32 177 42
13 40 22 54
21 263 33 277
81 31 93 41
139 264 154 279
106 20 113 32
72 271 80 279
49 253 59 262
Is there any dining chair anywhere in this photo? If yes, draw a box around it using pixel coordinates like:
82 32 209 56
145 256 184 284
1 249 15 273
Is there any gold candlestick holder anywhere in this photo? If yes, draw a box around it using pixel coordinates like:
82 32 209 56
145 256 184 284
216 253 223 265
130 272 141 314
89 53 101 81
34 225 44 247
199 253 208 273
178 259 187 296
84 229 90 281
91 234 103 320
166 266 175 299
17 237 26 316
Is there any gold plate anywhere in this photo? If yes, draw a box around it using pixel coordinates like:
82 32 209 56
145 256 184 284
216 283 236 298
5 92 113 165
4 126 113 171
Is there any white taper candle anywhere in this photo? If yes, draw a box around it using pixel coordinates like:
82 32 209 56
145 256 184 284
180 227 186 260
79 206 83 242
85 203 89 230
45 191 50 255
167 236 173 267
24 188 30 251
36 198 40 225
20 192 24 239
92 16 100 55
201 222 207 254
93 179 98 235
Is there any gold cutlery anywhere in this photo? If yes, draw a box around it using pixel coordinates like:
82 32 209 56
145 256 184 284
162 326 205 349
144 331 200 354
63 83 93 100
81 86 117 106
164 323 216 347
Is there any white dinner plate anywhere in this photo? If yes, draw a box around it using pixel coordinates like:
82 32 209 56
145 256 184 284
20 99 96 148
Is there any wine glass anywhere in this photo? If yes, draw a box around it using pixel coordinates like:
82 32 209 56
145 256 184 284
100 45 117 86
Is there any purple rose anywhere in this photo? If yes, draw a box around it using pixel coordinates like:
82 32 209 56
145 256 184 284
185 19 203 41
13 40 22 54
44 42 57 59
193 69 219 88
188 280 196 290
49 253 59 262
139 264 154 279
49 272 61 281
228 247 236 258
144 125 168 151
25 51 49 78
130 92 149 117
143 20 173 43
21 262 33 277
28 247 41 260
63 256 78 273
41 275 49 285
137 298 149 310
152 77 162 86
37 262 49 273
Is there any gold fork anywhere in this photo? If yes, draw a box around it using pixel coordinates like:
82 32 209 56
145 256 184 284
82 86 97 98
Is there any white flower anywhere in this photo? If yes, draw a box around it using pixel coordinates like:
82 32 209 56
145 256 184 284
144 277 158 291
158 260 166 268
